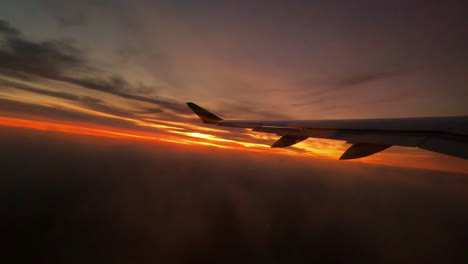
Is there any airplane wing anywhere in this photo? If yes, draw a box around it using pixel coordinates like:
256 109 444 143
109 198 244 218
186 102 468 160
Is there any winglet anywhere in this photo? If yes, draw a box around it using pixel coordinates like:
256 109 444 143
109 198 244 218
186 102 223 124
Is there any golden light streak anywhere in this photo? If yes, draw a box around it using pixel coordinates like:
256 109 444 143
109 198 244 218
144 118 230 133
0 116 183 144
169 130 270 149
0 116 259 151
135 121 183 130
170 131 232 142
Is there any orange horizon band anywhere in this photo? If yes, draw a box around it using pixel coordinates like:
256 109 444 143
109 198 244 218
0 116 462 174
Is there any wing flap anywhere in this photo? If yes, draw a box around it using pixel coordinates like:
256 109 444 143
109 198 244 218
271 135 308 148
340 143 392 160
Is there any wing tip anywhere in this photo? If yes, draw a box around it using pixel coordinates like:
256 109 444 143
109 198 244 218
186 102 222 124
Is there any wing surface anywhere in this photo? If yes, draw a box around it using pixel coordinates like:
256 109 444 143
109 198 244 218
187 102 468 160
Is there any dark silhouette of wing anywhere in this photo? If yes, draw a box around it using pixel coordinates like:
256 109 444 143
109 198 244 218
187 102 468 160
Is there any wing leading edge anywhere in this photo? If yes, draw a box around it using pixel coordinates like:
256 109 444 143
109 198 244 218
186 102 468 160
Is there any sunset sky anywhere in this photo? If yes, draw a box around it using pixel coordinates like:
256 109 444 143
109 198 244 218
2 1 468 263
0 0 467 173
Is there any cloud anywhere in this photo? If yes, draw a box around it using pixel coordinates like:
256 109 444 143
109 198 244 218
290 69 421 111
0 78 81 101
0 19 186 115
54 11 86 28
0 78 151 120
0 98 140 129
58 76 188 114
137 108 163 114
0 36 84 78
335 70 415 88
0 20 20 37
302 69 416 98
41 0 91 27
221 103 292 120
1 127 467 263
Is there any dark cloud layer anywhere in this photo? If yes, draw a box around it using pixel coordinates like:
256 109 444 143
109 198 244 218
1 127 467 263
